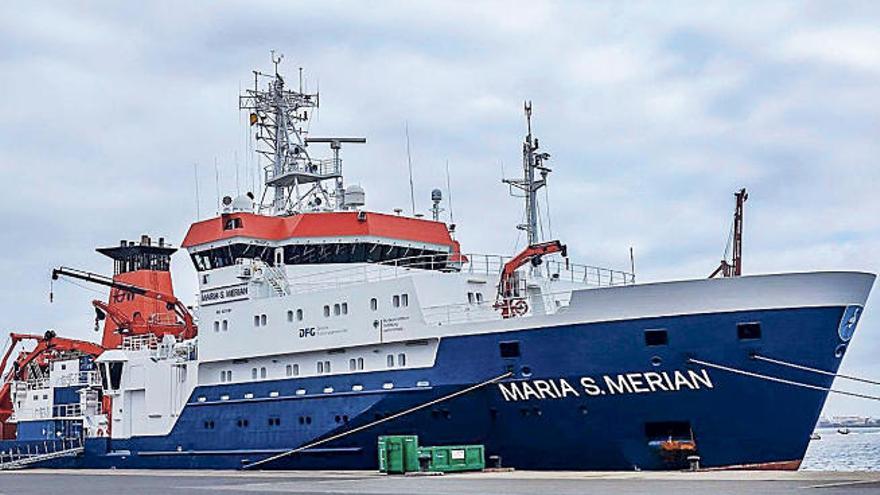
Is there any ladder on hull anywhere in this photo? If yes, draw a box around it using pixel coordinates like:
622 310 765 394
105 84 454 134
0 438 84 470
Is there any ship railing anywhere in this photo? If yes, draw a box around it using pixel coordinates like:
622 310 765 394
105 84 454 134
264 158 341 183
121 333 159 351
0 437 84 470
148 313 179 326
25 378 50 391
52 403 83 418
57 371 101 388
421 289 576 326
286 252 634 294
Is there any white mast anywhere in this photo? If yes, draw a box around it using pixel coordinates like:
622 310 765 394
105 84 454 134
239 52 364 215
503 101 551 245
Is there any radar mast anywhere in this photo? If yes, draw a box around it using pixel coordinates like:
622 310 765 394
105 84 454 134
239 52 365 215
503 102 552 245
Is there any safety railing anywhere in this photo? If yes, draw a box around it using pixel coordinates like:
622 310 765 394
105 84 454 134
121 333 159 351
265 158 341 183
57 371 101 388
421 290 575 326
0 437 84 470
286 252 634 294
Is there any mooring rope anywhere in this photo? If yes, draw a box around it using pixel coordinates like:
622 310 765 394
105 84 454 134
751 354 880 387
688 358 880 402
241 370 513 470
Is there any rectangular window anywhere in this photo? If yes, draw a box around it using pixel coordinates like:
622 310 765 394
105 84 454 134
357 357 364 370
286 364 293 377
349 358 357 371
401 294 409 307
393 295 400 308
317 361 324 374
253 315 260 327
324 360 331 373
260 367 267 379
370 298 378 311
296 309 303 321
334 303 341 316
398 353 406 366
260 314 267 326
468 292 474 304
251 368 258 379
324 305 331 317
387 354 394 368
475 293 483 303
292 363 299 376
222 320 228 332
499 341 521 358
738 322 762 340
341 302 348 315
644 329 668 346
287 310 294 322
213 321 220 333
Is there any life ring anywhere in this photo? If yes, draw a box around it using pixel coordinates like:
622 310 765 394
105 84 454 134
511 299 529 316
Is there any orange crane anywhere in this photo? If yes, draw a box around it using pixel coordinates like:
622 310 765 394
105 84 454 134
0 331 104 439
495 240 567 318
52 266 198 342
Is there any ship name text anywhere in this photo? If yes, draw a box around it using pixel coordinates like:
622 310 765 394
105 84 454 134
496 368 714 402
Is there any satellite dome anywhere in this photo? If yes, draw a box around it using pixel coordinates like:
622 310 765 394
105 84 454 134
344 185 366 209
231 194 255 213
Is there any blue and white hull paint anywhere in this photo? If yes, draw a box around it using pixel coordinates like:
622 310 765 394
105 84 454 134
5 271 873 471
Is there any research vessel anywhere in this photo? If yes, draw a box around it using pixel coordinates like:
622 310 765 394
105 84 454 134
0 57 874 471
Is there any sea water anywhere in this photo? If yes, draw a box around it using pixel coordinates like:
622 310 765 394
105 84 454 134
801 427 880 471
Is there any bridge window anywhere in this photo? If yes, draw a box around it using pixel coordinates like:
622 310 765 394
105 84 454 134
223 217 243 230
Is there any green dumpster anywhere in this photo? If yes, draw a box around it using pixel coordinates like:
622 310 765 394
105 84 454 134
417 444 485 473
377 435 419 474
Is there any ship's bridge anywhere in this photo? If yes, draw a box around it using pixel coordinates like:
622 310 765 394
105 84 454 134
181 211 460 271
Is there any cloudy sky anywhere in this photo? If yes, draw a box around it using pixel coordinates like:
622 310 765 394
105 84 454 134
1 1 879 416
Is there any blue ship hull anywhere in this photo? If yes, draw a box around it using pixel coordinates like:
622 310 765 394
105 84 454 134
2 305 854 470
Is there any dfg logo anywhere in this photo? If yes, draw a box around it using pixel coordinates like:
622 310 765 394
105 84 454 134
299 327 316 338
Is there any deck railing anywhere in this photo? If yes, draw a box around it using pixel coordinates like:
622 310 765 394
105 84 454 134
286 252 634 294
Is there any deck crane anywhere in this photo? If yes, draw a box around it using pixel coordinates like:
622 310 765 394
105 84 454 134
495 240 567 318
0 331 105 439
710 188 748 278
51 267 198 341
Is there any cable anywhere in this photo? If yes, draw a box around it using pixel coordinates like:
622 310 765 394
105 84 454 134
242 371 513 470
752 354 880 387
688 358 880 401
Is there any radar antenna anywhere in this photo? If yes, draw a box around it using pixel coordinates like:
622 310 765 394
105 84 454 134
503 101 552 245
240 53 365 214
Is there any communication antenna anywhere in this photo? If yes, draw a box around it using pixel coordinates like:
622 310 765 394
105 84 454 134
193 163 201 219
214 158 220 215
405 122 416 215
445 160 455 224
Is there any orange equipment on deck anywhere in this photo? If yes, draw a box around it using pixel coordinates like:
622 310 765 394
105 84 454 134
0 331 104 440
495 240 567 318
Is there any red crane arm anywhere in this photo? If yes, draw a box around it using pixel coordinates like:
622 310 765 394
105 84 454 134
495 240 567 318
52 266 197 340
0 331 104 423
